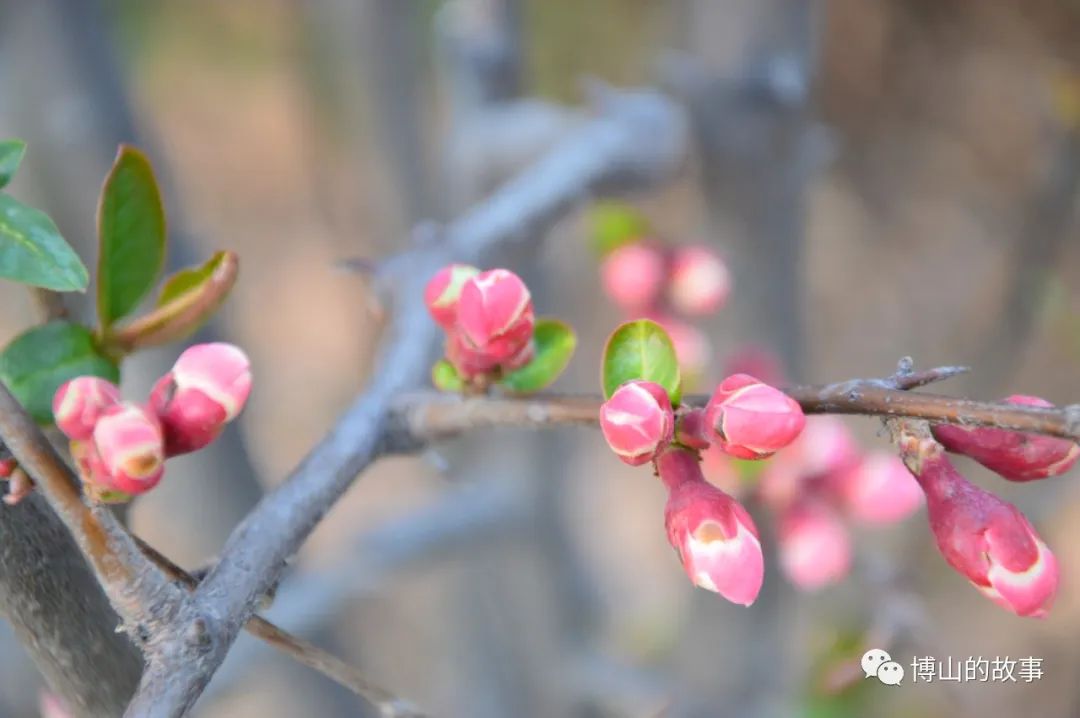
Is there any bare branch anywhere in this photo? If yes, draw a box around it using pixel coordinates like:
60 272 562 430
381 366 1078 448
123 87 689 717
0 383 182 635
132 538 424 716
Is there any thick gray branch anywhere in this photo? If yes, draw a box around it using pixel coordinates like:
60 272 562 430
0 494 142 717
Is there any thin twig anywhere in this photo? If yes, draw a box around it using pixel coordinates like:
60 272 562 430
384 366 1079 447
131 538 424 717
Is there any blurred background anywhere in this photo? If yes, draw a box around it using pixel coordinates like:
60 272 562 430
1 1 1079 716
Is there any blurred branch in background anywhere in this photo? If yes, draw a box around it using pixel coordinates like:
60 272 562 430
978 117 1080 389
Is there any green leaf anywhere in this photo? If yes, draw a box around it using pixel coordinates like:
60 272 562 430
0 321 119 423
103 251 240 354
601 318 681 404
0 195 90 291
157 250 232 306
432 359 466 393
589 201 648 256
500 319 577 394
97 145 166 327
0 140 27 189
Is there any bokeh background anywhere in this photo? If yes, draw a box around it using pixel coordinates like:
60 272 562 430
1 1 1079 716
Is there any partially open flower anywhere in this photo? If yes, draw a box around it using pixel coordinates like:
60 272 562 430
92 403 166 494
667 245 730 316
659 447 764 605
52 376 122 441
778 501 852 591
600 242 666 311
902 434 1058 618
932 395 1079 481
456 269 535 363
150 342 252 456
705 374 805 459
424 263 480 330
599 381 674 466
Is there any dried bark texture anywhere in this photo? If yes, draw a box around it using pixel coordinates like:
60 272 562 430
0 494 142 717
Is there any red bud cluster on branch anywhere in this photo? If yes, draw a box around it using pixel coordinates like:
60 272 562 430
48 342 251 502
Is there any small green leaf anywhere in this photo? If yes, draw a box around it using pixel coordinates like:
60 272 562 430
97 145 167 327
0 321 119 423
589 201 649 256
0 140 27 189
103 251 240 354
0 195 89 291
157 250 233 307
500 319 577 394
432 359 466 393
601 319 681 404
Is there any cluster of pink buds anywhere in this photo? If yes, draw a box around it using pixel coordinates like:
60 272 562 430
599 238 729 383
898 428 1059 617
598 373 805 606
52 342 251 501
425 265 535 384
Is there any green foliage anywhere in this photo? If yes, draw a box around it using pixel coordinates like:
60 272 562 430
97 144 166 326
499 319 577 394
157 250 230 306
0 321 119 423
0 140 26 189
431 359 466 393
0 195 89 292
602 318 681 404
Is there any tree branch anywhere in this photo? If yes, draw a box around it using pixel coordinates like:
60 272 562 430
123 87 689 717
383 366 1080 447
131 538 423 717
0 383 183 641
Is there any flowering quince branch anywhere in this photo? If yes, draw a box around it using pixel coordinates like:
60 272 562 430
122 87 690 717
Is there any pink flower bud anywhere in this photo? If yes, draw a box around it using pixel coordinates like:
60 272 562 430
445 333 502 378
150 342 252 456
705 374 805 460
778 501 852 591
758 418 856 511
503 338 535 371
424 263 480 330
456 269 534 362
932 395 1079 481
0 457 14 478
600 242 666 311
905 437 1058 617
667 245 730 316
52 376 122 441
70 439 112 491
834 451 923 525
659 447 764 605
92 403 166 494
599 381 674 466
